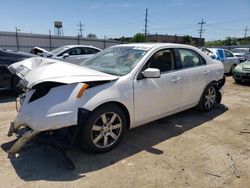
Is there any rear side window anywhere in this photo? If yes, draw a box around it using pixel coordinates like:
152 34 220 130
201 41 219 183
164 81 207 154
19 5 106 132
225 50 233 57
178 49 206 68
82 47 100 54
61 48 82 56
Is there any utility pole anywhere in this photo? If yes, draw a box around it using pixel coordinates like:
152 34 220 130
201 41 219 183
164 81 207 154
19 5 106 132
144 8 148 38
15 27 20 51
77 21 84 37
244 26 248 38
198 18 206 46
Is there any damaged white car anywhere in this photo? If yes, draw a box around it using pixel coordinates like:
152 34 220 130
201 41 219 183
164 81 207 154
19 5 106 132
7 43 225 154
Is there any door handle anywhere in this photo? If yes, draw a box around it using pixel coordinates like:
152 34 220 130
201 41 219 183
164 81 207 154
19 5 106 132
171 75 181 83
203 70 210 75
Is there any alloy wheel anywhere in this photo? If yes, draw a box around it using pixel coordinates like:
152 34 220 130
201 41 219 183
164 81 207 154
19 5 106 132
204 87 216 109
91 112 122 148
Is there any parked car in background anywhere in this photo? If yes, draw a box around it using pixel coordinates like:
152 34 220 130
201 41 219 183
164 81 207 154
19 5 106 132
31 45 102 64
0 48 36 93
232 60 250 84
203 48 240 74
245 52 250 61
8 43 225 154
231 48 250 62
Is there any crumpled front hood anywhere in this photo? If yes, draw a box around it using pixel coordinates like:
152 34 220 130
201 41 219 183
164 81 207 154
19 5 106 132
8 57 118 89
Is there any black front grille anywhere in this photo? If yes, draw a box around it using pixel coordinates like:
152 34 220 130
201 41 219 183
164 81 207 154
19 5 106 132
29 82 66 103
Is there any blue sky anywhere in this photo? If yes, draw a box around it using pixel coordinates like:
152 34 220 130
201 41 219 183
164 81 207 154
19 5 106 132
0 0 249 41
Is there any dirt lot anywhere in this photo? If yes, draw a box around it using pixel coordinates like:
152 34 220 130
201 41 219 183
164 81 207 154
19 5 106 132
0 77 249 188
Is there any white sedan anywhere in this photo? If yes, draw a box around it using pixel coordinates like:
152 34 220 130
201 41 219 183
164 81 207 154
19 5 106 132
8 43 225 153
31 45 101 64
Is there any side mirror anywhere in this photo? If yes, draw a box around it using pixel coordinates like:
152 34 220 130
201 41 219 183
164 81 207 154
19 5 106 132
142 68 160 78
62 53 69 59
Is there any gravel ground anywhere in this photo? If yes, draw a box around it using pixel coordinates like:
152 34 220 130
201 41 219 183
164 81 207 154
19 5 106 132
0 76 249 188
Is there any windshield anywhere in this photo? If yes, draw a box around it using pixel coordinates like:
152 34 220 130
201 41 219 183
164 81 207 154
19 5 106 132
232 48 248 53
79 46 148 76
50 46 70 55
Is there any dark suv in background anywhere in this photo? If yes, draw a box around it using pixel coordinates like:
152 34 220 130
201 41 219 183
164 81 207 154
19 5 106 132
0 48 36 93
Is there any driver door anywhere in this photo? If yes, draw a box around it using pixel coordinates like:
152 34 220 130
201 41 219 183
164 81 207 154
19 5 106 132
133 48 183 126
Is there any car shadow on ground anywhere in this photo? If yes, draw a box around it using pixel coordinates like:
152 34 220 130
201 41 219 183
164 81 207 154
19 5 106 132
1 104 228 182
0 91 17 103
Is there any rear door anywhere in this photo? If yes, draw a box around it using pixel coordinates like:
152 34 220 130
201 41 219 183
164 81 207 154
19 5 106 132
177 48 209 107
133 48 183 125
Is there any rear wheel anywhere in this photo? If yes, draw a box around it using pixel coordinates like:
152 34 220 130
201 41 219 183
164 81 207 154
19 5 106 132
198 83 217 112
79 104 126 153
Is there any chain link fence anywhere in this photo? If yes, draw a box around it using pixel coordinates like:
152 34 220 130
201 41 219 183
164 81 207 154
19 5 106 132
0 31 123 52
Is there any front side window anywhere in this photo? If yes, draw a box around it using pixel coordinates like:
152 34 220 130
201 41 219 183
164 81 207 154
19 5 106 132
51 46 70 55
79 46 148 76
178 49 206 68
147 49 175 72
66 48 81 56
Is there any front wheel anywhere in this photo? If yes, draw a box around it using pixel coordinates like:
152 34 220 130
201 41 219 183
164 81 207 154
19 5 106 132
198 84 218 112
79 104 127 153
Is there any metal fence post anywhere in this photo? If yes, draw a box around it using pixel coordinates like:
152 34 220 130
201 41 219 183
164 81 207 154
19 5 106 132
49 29 52 51
15 27 19 51
103 35 107 49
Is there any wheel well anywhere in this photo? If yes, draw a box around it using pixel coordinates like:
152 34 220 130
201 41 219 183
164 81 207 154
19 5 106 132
199 81 219 102
205 81 221 102
230 64 237 73
11 75 19 88
93 101 131 130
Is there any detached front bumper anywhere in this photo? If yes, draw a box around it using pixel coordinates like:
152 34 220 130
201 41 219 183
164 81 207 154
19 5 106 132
7 122 40 154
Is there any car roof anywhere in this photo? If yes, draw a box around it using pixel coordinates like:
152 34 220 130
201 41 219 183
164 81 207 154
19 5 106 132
114 43 197 49
207 48 224 51
62 45 100 48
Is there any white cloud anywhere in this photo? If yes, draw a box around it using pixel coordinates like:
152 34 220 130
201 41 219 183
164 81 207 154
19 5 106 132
108 3 133 8
172 0 184 6
89 3 103 9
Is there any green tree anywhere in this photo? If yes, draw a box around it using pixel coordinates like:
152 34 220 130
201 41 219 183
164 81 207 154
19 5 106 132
87 33 97 39
183 35 192 44
131 33 146 42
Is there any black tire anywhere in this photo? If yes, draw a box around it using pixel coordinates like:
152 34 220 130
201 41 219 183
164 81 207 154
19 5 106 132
198 83 218 112
79 104 127 153
230 64 236 74
11 76 22 95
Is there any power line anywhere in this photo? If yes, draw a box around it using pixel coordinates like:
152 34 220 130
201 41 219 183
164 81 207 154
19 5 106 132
144 8 148 37
198 18 206 46
77 21 84 37
244 26 248 38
